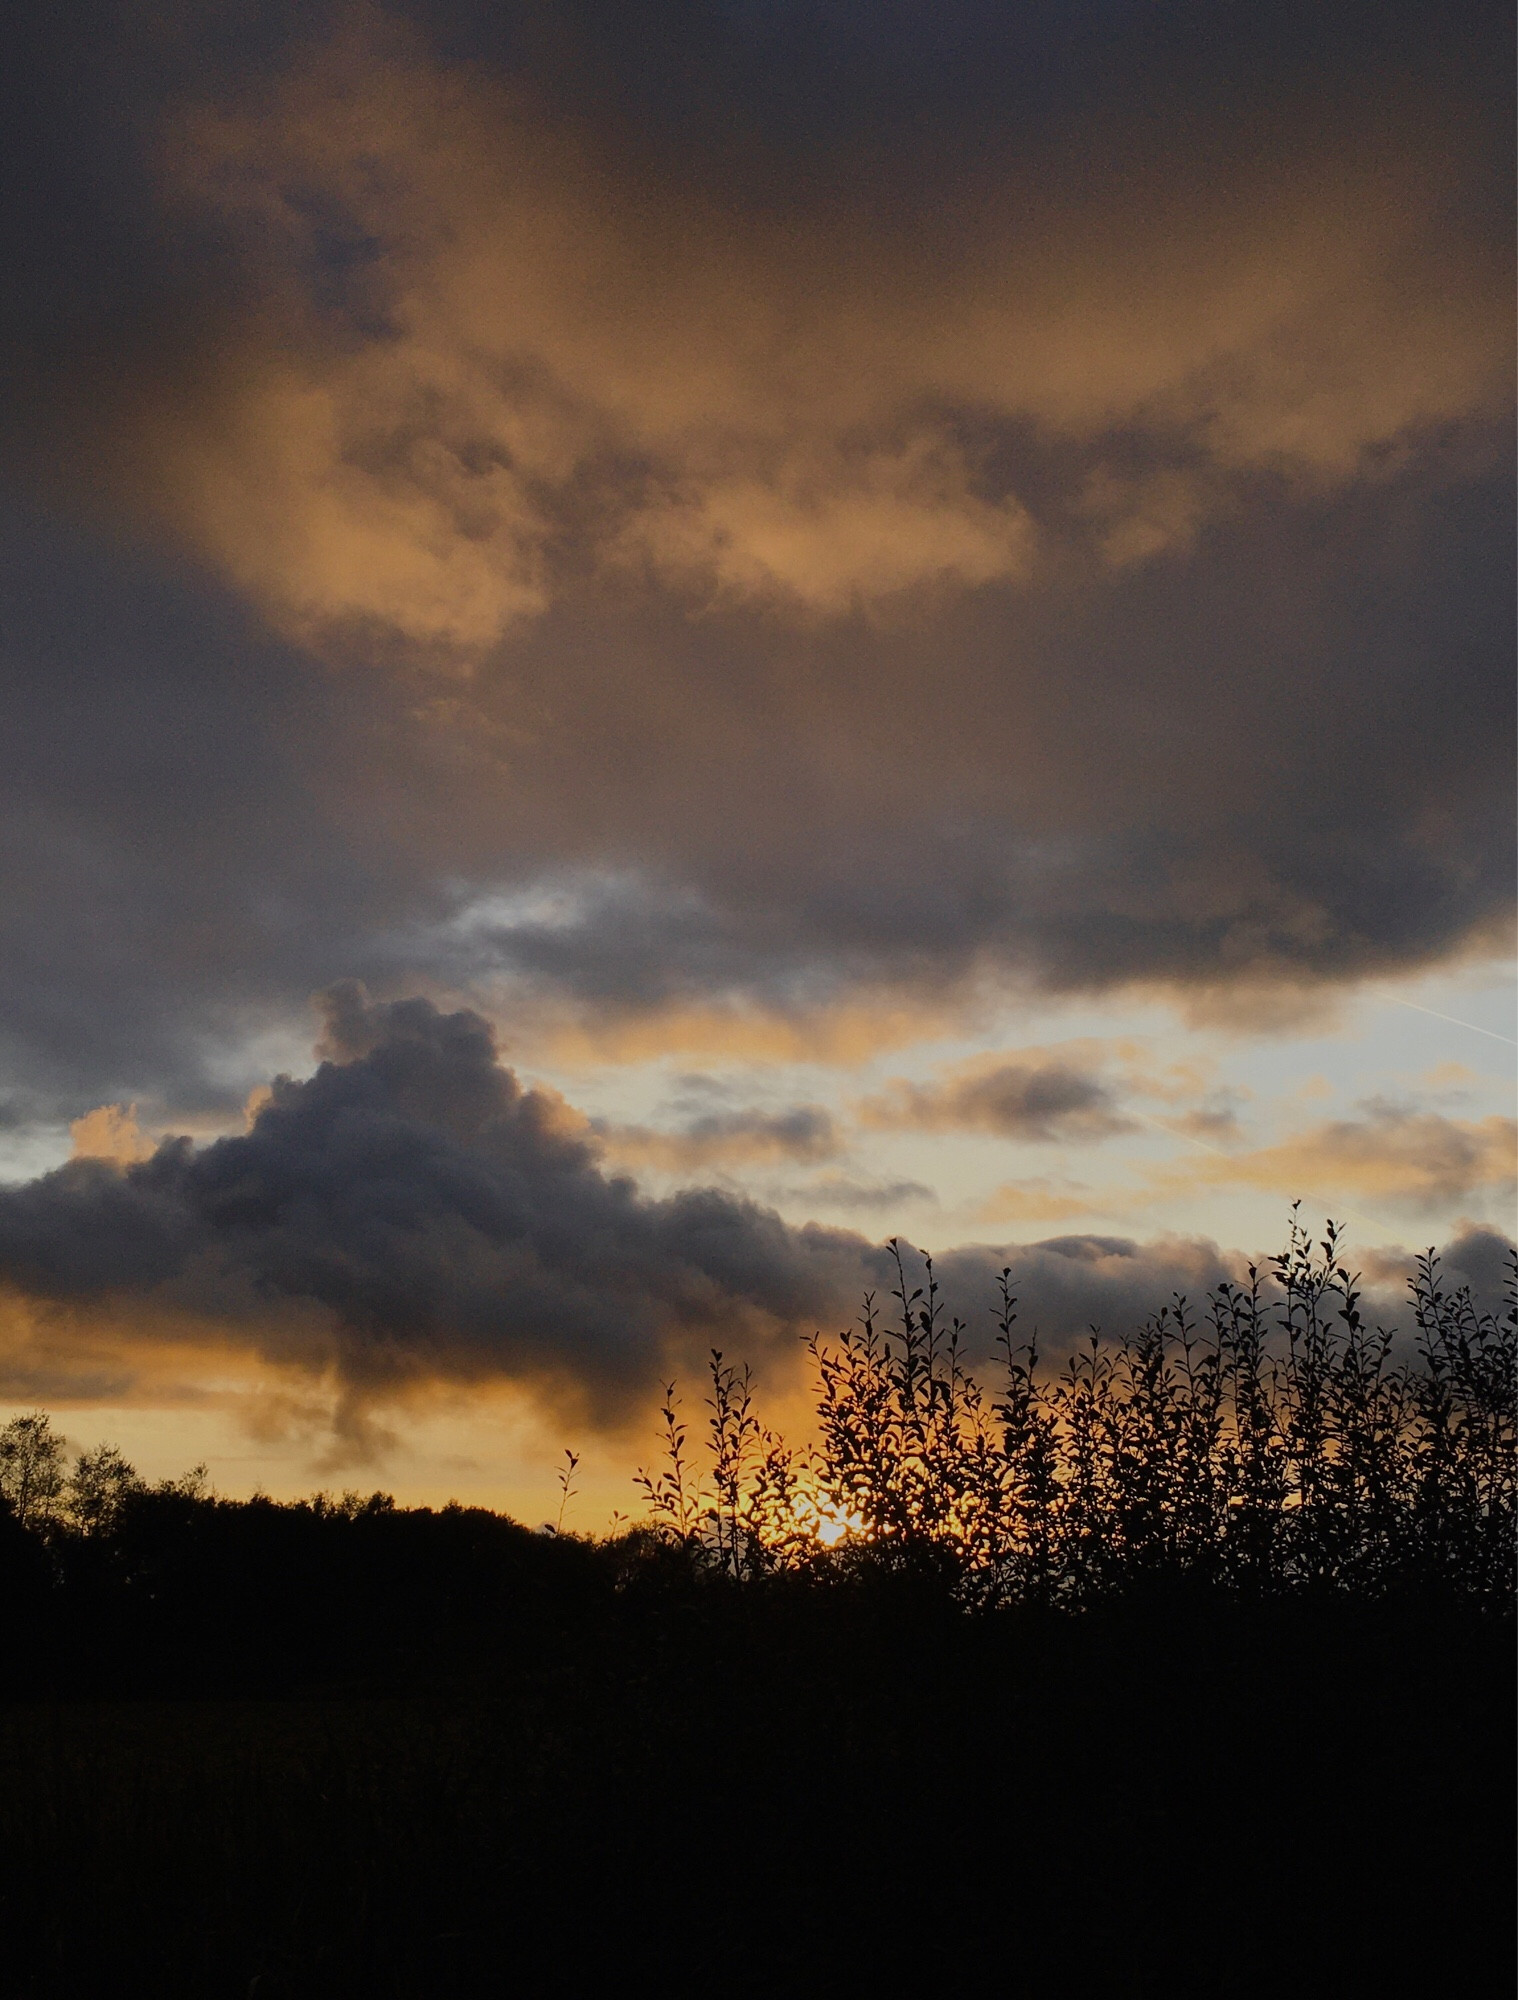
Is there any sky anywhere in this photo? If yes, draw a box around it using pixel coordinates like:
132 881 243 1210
0 0 1512 1526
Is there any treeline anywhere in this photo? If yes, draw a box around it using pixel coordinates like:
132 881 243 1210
0 1457 599 1701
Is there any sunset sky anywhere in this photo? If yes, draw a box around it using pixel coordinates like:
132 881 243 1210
0 0 1512 1524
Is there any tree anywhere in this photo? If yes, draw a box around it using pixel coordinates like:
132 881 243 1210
67 1442 141 1535
0 1413 67 1530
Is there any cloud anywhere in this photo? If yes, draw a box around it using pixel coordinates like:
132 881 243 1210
974 1182 1101 1227
70 1104 154 1166
0 0 1508 1129
937 1217 1517 1359
971 1097 1517 1227
6 992 1212 1422
767 1174 939 1217
0 991 882 1422
610 437 1038 619
596 1104 840 1174
1437 1221 1518 1302
860 1053 1134 1143
931 1233 1247 1352
119 18 1507 654
1146 1103 1518 1215
1168 1107 1247 1145
812 1178 936 1215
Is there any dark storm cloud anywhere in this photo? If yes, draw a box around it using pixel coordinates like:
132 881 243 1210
0 0 1510 1123
0 992 876 1416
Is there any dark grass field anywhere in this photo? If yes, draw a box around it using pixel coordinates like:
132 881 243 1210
1 1566 1510 1999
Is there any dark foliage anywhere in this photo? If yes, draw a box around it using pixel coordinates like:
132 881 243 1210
644 1220 1517 1611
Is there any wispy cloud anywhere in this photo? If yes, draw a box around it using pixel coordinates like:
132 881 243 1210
595 1103 840 1172
859 1053 1133 1144
1142 1104 1517 1216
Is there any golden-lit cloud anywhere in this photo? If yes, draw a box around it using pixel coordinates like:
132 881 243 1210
610 436 1037 615
0 1 1509 1503
1420 1061 1480 1091
69 1103 154 1165
970 1097 1516 1230
113 14 1509 656
518 993 990 1071
1145 1107 1517 1215
0 0 1508 1162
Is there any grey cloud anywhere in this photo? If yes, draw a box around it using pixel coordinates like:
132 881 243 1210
595 1103 840 1172
0 506 430 1121
1357 1224 1518 1299
410 452 1512 1014
932 1223 1517 1366
931 1234 1243 1359
863 1061 1133 1144
0 384 1508 1144
770 1175 939 1216
0 992 876 1418
1440 1223 1518 1302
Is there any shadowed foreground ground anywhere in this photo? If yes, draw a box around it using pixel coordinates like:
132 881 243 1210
0 1509 1510 1999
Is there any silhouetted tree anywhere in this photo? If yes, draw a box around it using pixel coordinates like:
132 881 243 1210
0 1411 66 1529
66 1442 141 1535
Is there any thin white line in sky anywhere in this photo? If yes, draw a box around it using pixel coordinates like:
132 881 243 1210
1129 1109 1229 1161
1384 996 1517 1046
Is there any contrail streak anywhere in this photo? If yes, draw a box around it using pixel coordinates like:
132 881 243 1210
1384 997 1517 1046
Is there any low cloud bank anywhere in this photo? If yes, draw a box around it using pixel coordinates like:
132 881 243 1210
0 994 1507 1427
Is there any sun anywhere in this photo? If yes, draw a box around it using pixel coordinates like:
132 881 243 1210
811 1502 866 1548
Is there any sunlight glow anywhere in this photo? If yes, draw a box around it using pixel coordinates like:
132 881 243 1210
808 1499 867 1548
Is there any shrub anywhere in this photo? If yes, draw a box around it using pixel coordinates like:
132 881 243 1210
637 1215 1516 1610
